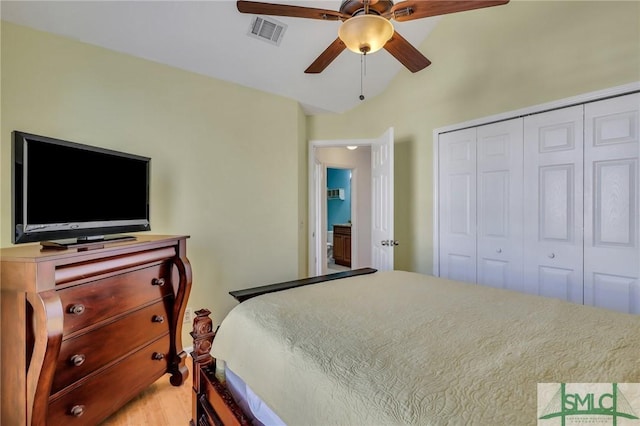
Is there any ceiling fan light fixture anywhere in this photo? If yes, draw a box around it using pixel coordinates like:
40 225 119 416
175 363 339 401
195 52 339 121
338 14 394 54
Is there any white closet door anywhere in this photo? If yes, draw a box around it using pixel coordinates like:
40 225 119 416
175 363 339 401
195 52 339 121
439 128 477 283
476 119 523 291
584 93 640 314
523 105 584 303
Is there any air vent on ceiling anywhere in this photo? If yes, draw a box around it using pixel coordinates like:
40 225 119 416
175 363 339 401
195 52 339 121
247 16 287 46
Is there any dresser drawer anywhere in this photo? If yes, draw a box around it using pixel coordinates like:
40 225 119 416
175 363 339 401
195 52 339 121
47 334 170 426
52 300 171 394
58 262 173 335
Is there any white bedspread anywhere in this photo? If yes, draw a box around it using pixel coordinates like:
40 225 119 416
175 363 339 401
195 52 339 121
211 271 640 425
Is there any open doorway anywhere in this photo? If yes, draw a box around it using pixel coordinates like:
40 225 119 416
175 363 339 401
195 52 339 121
312 145 371 275
309 128 395 277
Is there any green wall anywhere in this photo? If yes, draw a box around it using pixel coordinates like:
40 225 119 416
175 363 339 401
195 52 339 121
1 1 638 338
307 0 640 274
0 21 308 343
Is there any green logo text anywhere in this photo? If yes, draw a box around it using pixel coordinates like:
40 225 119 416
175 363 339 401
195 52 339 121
539 383 639 425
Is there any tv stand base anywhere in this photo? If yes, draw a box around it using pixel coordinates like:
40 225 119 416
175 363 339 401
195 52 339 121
40 234 136 250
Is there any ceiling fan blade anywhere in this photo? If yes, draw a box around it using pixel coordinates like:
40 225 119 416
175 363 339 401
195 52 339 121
390 0 509 22
384 31 431 73
305 38 347 74
237 1 348 21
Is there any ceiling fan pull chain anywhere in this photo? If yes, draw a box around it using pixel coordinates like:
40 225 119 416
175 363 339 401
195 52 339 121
364 51 367 76
359 53 365 101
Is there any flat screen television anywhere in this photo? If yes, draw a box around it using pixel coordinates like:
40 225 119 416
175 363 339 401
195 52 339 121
12 131 151 246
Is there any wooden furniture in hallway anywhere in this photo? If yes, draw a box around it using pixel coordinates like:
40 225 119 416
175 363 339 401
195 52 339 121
332 224 351 267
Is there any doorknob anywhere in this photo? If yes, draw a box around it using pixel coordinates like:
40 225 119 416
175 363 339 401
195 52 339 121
392 240 399 246
381 240 389 246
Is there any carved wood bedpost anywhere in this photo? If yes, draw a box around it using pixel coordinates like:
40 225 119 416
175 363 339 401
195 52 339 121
191 309 215 369
190 309 252 426
190 309 215 426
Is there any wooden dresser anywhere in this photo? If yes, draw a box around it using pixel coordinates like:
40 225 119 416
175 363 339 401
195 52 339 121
0 235 192 425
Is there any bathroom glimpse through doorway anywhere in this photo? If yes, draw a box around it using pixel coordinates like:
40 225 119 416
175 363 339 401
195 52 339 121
327 167 353 273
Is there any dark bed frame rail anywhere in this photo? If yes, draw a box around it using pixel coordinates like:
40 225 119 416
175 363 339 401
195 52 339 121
190 268 378 425
229 267 377 302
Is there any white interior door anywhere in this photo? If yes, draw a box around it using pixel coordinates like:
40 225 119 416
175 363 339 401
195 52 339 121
371 128 395 271
584 93 640 314
523 105 584 303
438 127 477 283
476 118 523 291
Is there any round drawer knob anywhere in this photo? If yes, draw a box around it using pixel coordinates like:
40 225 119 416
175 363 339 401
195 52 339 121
70 354 86 367
68 304 85 315
69 405 85 417
152 277 165 287
496 248 502 253
152 352 165 361
548 253 556 259
152 315 165 323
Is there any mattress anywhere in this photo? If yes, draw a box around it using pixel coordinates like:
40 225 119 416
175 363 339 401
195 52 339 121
211 270 640 425
224 364 285 426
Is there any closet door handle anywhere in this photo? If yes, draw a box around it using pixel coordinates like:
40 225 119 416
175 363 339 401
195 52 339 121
548 253 556 259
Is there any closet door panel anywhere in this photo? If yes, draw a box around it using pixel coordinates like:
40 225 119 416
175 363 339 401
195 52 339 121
439 128 477 283
584 93 640 314
476 118 523 291
523 105 584 303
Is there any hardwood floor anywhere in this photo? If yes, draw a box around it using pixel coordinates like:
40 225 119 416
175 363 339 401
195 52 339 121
100 359 192 425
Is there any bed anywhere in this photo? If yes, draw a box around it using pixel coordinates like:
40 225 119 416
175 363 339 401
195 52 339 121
189 269 640 425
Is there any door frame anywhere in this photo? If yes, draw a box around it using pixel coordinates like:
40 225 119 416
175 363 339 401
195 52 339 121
308 138 372 277
432 82 640 277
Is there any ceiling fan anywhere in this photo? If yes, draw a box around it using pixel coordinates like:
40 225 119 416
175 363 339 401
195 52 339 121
237 0 510 74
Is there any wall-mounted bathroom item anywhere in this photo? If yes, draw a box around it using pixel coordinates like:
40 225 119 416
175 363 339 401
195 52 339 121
327 188 345 200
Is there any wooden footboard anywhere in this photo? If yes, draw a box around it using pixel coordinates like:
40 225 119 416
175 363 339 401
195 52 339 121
189 268 378 425
189 309 251 426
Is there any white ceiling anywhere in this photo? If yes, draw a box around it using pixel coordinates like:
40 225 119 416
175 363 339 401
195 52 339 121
0 0 441 115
